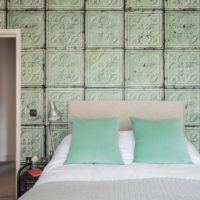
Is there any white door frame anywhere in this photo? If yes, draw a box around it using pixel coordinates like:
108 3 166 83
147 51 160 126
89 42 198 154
0 29 21 179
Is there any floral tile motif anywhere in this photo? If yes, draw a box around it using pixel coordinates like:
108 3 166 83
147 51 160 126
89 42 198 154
0 0 5 9
0 11 5 28
7 11 44 49
47 12 83 48
165 89 200 125
86 88 123 100
126 0 162 9
125 89 163 100
8 0 44 9
126 11 162 48
125 50 163 87
21 126 44 162
165 50 200 88
21 88 44 125
21 50 44 86
165 0 200 9
46 50 84 86
86 11 123 48
86 0 123 10
165 12 200 48
46 88 84 124
47 0 84 10
86 50 123 87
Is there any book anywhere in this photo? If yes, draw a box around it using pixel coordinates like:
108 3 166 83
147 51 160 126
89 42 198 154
27 168 42 177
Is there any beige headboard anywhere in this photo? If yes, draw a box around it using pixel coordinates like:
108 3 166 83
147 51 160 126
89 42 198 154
68 101 185 131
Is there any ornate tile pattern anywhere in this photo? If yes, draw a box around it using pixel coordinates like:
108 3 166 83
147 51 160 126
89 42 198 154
165 0 200 9
21 88 44 125
125 89 163 100
47 0 84 10
21 50 44 86
126 12 162 48
0 0 5 9
125 50 163 87
46 88 84 124
165 90 200 125
7 11 44 49
86 50 123 87
86 89 123 100
126 0 162 9
86 0 123 10
8 0 44 9
0 11 5 28
86 11 123 48
21 127 44 162
165 50 200 88
185 128 200 151
47 12 83 48
165 12 200 48
46 50 84 86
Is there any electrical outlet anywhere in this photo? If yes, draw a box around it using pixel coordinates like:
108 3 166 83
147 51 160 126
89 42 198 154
30 109 37 117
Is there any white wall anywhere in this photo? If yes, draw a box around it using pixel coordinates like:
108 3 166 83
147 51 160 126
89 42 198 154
0 38 16 161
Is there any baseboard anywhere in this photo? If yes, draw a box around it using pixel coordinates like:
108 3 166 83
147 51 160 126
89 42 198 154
0 154 15 162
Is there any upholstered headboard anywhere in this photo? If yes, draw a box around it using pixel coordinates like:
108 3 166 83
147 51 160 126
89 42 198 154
68 101 185 132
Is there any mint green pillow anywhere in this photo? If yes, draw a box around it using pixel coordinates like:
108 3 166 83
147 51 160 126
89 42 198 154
64 116 123 165
130 117 192 164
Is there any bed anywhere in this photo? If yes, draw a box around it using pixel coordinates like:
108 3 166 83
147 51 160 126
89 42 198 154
19 101 200 200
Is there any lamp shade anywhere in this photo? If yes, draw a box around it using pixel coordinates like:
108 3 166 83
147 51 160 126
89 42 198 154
48 101 61 121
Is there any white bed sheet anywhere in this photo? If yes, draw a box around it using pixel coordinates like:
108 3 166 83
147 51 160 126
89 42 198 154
36 135 200 186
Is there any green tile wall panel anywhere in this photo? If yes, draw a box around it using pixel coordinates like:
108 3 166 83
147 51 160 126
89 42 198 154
7 11 45 49
165 11 200 49
86 50 123 87
0 11 5 28
21 50 44 86
86 0 123 10
165 90 200 126
47 12 83 48
125 50 163 88
21 88 44 125
86 89 123 100
126 0 162 9
86 11 123 48
46 50 84 86
165 0 200 9
0 0 5 9
125 11 163 48
8 0 44 9
46 88 84 124
165 50 200 88
47 0 84 10
125 89 163 100
21 126 44 162
185 127 200 152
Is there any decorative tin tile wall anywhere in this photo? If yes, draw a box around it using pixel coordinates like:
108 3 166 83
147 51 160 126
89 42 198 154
2 0 200 161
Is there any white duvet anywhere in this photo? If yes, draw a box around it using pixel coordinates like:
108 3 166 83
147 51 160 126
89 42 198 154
36 134 200 186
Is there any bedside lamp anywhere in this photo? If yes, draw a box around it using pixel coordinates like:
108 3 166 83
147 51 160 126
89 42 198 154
48 101 61 157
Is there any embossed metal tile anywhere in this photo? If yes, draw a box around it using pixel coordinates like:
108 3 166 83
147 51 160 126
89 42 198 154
125 89 163 100
46 50 84 86
47 11 83 48
125 11 163 48
7 11 45 49
86 88 123 100
0 11 5 28
126 0 163 9
0 0 5 9
47 0 84 10
165 50 200 88
165 11 200 48
21 126 44 162
86 50 124 87
21 88 44 125
86 0 123 10
185 127 200 151
165 0 200 10
165 89 200 126
86 11 123 48
125 50 163 87
21 50 44 86
46 88 84 124
8 0 44 9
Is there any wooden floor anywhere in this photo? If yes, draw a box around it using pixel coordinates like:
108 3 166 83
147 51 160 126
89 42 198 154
0 162 16 200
